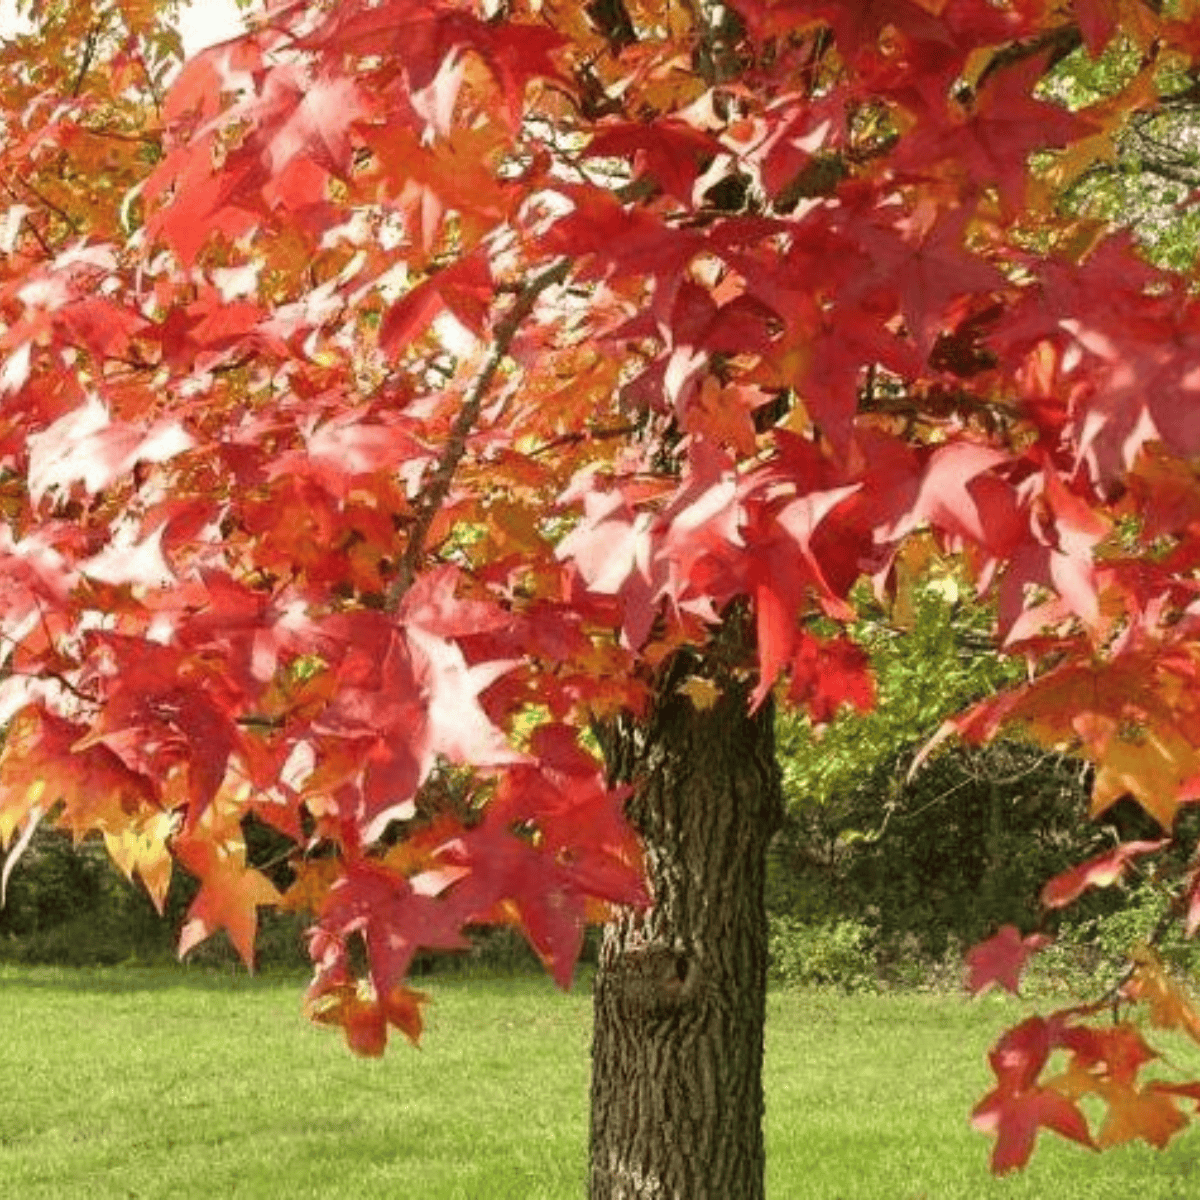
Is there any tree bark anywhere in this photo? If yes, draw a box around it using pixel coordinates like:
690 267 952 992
588 640 784 1200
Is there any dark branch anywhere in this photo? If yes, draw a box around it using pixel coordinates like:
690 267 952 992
71 23 101 99
388 257 572 607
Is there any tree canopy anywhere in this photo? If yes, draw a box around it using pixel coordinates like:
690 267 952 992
5 0 1200 1176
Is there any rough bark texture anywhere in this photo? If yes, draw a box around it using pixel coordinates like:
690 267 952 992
588 641 784 1200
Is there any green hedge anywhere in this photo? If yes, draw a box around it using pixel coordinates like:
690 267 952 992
0 824 601 975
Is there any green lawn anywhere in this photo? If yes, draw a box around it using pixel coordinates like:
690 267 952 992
2 966 1200 1198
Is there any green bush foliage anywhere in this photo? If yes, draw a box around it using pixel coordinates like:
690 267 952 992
1025 874 1200 998
767 915 879 992
768 576 1200 984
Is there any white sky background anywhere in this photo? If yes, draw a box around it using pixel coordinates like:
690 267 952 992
0 0 248 58
177 0 247 55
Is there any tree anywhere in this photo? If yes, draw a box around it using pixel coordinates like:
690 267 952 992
6 0 1200 1192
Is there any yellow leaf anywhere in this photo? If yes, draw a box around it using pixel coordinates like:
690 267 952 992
677 675 721 711
1091 725 1200 829
104 811 177 915
889 534 940 631
278 856 342 915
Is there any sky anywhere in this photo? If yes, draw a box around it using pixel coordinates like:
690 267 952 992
176 0 247 56
0 0 247 57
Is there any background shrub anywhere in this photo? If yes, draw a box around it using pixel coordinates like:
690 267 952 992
0 822 600 975
766 578 1200 987
767 915 879 992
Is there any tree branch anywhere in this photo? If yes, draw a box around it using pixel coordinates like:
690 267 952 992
969 25 1083 99
387 257 572 608
71 23 101 99
0 177 53 256
14 173 82 237
528 422 641 458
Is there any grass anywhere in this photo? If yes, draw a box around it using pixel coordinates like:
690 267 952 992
3 967 1200 1198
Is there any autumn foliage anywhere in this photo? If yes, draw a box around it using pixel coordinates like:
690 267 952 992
5 0 1200 1176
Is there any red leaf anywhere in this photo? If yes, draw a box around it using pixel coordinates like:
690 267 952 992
254 69 368 179
586 121 720 206
895 54 1094 214
752 579 794 712
318 859 471 998
379 252 492 358
783 630 874 724
846 204 1005 357
270 412 429 500
1040 839 1169 909
398 565 515 640
972 1084 1095 1174
175 834 282 969
26 398 193 503
435 782 647 990
884 441 1010 545
748 484 861 711
965 925 1052 996
407 625 527 773
1075 0 1121 56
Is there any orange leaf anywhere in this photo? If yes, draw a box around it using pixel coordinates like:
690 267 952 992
1147 1080 1200 1113
175 835 282 968
1096 1081 1187 1149
1091 725 1200 829
1126 945 1200 1046
307 981 429 1055
308 982 388 1057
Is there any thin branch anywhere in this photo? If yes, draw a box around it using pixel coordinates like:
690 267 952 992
211 353 257 376
14 173 82 237
528 422 641 458
387 257 572 608
238 714 286 731
686 0 744 87
584 0 636 52
74 125 161 146
970 25 1083 98
0 177 53 256
1132 156 1200 189
71 23 101 99
132 36 165 116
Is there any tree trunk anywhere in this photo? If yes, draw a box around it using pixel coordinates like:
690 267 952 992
588 641 784 1200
